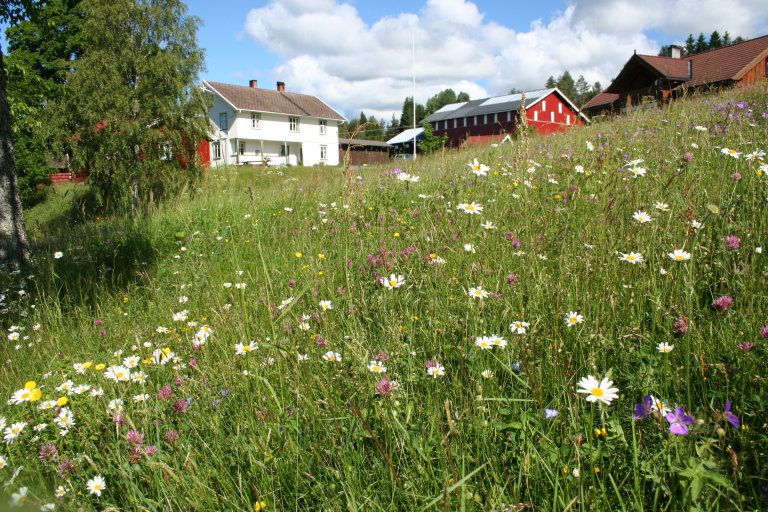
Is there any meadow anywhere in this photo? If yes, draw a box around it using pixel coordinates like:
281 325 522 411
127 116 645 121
1 82 767 511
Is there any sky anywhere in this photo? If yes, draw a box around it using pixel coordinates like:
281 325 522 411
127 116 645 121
186 0 768 122
5 0 768 123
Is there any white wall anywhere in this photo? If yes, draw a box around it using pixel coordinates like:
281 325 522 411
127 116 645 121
208 90 341 167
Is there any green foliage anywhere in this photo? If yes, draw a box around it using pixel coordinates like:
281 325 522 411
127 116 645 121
664 29 744 58
52 0 209 215
4 0 83 202
545 71 601 106
417 119 447 154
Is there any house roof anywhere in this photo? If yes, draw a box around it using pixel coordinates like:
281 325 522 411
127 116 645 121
202 80 345 121
606 34 768 94
425 88 588 123
684 34 768 87
387 127 424 145
582 91 620 111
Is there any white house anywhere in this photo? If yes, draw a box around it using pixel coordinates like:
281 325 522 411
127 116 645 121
201 80 346 167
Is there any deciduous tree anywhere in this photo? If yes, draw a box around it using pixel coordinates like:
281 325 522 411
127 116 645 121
54 0 209 215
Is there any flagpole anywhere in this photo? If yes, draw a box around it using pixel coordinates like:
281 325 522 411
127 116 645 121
412 22 417 160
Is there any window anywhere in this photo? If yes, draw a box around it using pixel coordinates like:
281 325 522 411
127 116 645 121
483 114 488 124
463 117 467 127
534 111 539 122
289 116 299 132
474 116 478 126
550 112 555 123
444 120 448 130
566 115 571 125
541 100 546 112
219 113 228 131
506 111 511 122
238 141 246 155
493 113 498 123
558 103 562 114
251 113 261 129
320 145 327 160
160 143 172 161
212 141 221 160
453 119 457 129
319 119 327 135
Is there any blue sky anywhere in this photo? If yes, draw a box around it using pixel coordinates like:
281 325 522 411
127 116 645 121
186 0 768 120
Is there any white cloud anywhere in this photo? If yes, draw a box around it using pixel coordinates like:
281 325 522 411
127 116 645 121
571 0 768 39
241 0 768 120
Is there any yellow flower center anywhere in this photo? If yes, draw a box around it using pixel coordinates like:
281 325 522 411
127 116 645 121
591 387 605 397
243 345 252 352
466 205 475 210
389 280 398 286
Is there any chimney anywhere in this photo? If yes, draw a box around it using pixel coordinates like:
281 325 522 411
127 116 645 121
277 81 285 92
670 45 681 59
249 79 258 88
687 60 692 79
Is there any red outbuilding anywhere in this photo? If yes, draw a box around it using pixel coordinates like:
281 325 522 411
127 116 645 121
425 88 587 147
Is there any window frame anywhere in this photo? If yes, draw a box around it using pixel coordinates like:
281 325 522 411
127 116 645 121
319 119 327 135
212 141 221 160
219 113 228 131
289 116 300 133
320 144 328 161
251 112 261 129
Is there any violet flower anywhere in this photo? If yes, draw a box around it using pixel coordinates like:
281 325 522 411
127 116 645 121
666 407 694 435
633 395 653 420
544 409 558 420
723 400 740 429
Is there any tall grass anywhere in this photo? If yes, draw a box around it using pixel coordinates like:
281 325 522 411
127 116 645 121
1 83 767 511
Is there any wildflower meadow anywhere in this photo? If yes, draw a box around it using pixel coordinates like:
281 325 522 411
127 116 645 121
1 83 768 511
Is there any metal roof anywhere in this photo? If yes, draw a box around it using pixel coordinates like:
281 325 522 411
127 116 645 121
387 127 424 145
426 89 554 122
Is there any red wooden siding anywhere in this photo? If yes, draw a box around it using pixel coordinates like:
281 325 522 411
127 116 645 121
432 92 584 148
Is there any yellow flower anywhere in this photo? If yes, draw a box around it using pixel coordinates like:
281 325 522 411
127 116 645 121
317 271 324 276
595 467 601 474
295 252 302 258
95 364 106 371
57 396 68 406
253 501 267 511
393 232 400 237
25 381 37 390
83 361 93 369
317 253 326 259
122 296 129 303
593 427 607 439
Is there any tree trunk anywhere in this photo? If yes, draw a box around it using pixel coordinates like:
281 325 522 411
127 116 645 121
0 46 31 267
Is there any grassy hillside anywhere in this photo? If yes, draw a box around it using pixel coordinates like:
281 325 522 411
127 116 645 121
1 83 767 511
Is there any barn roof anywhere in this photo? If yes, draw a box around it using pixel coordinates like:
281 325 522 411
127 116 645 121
202 80 345 121
606 34 768 94
425 88 588 123
387 127 424 145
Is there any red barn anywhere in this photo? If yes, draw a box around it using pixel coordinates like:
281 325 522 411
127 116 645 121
425 88 587 147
